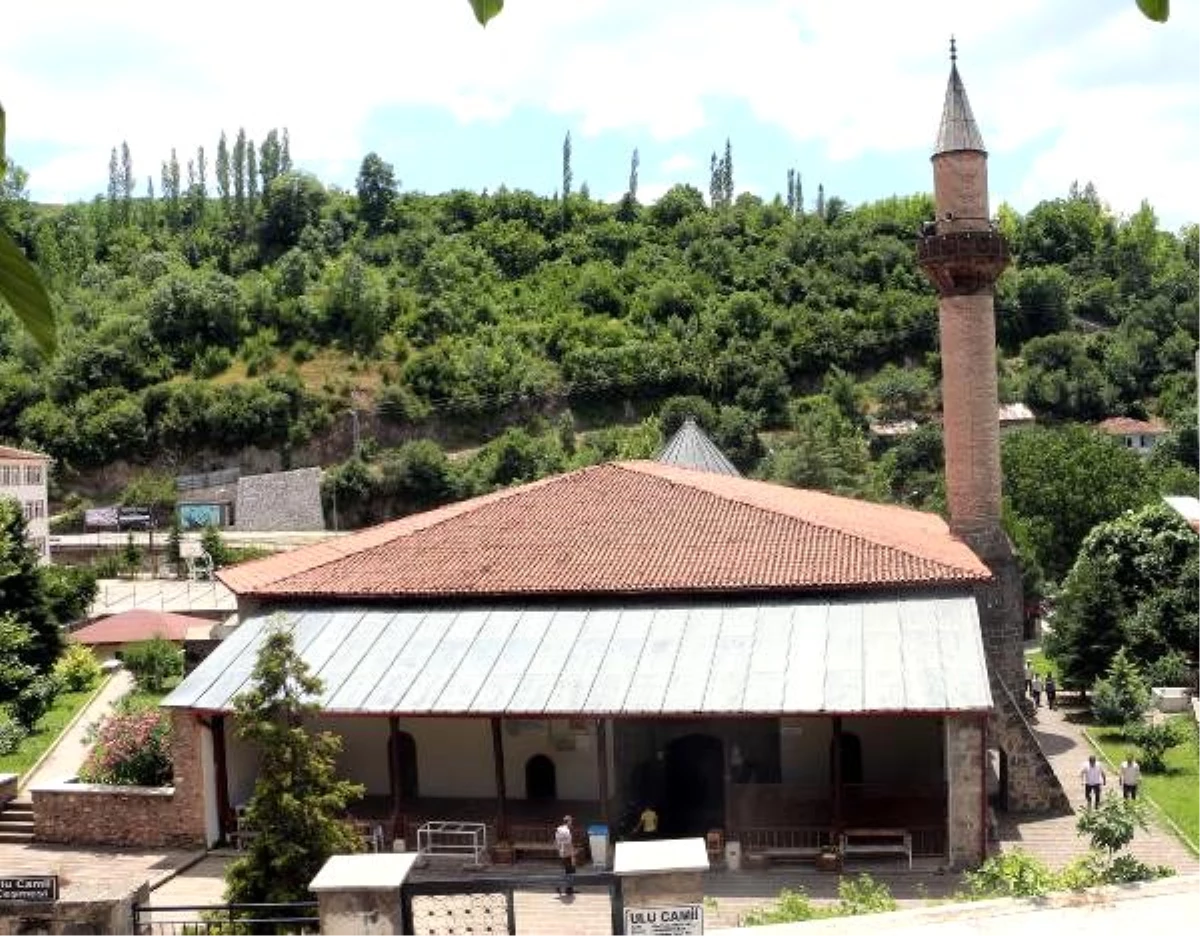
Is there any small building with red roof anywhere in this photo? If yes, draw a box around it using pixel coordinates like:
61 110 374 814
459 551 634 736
1097 416 1170 455
161 460 998 867
70 609 213 662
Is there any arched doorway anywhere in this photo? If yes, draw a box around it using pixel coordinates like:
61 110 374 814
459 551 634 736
663 734 724 836
389 730 419 800
526 754 557 800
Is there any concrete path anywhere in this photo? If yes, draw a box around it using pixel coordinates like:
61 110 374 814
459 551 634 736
16 668 135 799
996 694 1199 873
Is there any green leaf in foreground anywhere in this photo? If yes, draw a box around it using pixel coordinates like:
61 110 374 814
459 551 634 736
1137 0 1170 22
0 231 56 355
469 0 504 27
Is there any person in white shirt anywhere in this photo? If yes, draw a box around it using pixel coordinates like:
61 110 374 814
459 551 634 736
1080 754 1106 808
1119 756 1141 800
555 815 576 896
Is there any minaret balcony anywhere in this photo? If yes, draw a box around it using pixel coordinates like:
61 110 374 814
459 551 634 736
917 230 1010 295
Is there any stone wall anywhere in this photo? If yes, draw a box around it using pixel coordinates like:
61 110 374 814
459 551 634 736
32 709 207 848
945 715 985 868
989 680 1072 814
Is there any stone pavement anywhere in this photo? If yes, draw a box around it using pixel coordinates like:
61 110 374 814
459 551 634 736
16 668 135 800
995 693 1199 873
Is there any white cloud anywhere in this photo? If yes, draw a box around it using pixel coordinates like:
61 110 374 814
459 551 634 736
661 153 697 174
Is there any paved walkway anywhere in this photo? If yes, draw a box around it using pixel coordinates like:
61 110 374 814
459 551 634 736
16 668 135 799
995 694 1199 873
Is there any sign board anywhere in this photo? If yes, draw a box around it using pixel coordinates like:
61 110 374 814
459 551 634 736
0 875 58 901
624 904 703 936
179 502 224 530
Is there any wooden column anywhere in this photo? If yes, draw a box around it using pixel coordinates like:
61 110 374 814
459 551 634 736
596 718 611 831
388 716 403 822
491 717 508 841
211 714 231 842
832 716 843 836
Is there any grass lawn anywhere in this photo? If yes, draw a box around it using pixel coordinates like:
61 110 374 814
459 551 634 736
1086 717 1199 853
0 683 103 776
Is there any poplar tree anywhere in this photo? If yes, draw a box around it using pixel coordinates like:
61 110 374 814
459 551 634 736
721 138 734 206
246 141 259 209
106 147 120 221
232 128 247 216
816 182 826 220
120 141 135 223
709 152 720 208
561 132 573 228
786 169 795 213
215 131 231 210
259 129 281 189
281 128 292 172
628 147 639 202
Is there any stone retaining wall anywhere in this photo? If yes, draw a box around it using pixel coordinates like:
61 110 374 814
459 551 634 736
31 709 207 848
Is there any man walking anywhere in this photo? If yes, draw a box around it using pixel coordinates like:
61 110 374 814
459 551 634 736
555 815 576 896
1119 755 1141 800
1080 754 1106 808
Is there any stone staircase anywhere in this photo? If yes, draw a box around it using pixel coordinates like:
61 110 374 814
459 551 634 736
0 799 35 844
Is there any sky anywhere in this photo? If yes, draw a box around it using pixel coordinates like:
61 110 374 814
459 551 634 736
2 0 1197 231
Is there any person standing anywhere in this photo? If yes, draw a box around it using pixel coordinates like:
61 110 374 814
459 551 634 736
1119 755 1141 800
555 815 576 896
1025 659 1034 696
633 804 659 839
1080 755 1106 808
1031 673 1043 708
1045 674 1057 710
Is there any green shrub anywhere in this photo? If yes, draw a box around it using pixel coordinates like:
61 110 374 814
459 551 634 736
835 874 896 915
963 850 1056 898
741 888 823 926
78 708 172 786
1143 650 1193 689
1090 649 1150 726
191 345 233 379
122 637 184 692
10 674 62 730
53 643 103 692
1123 720 1186 773
0 711 29 755
200 524 231 569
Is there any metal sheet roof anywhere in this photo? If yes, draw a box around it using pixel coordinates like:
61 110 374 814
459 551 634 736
162 595 993 716
935 63 986 154
656 418 742 477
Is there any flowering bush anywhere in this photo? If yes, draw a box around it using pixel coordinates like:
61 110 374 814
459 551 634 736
78 708 173 786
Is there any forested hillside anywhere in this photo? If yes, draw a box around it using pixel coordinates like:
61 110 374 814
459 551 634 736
0 135 1196 590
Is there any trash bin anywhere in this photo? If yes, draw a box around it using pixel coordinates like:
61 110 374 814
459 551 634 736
588 824 609 869
724 840 742 871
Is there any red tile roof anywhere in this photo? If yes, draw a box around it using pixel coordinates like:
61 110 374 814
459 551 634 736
1097 417 1169 436
219 462 992 600
0 445 51 461
71 609 206 645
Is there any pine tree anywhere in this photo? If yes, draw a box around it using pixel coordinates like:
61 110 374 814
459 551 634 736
215 131 231 211
224 618 363 905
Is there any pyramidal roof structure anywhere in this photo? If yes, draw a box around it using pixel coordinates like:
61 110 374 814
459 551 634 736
935 40 986 154
656 417 741 477
219 461 991 600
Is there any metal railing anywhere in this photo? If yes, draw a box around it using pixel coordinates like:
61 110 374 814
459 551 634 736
132 902 319 935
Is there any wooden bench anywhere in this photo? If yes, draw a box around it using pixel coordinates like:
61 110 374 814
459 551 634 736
508 822 586 863
740 827 833 865
839 828 912 869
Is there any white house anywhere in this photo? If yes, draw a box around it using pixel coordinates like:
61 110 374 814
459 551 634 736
0 444 52 562
1097 417 1170 455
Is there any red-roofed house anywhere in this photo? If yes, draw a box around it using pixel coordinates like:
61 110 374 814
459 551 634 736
1097 416 1170 455
71 609 212 662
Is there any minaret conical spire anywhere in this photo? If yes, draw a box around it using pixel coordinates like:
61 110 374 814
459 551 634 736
935 37 986 154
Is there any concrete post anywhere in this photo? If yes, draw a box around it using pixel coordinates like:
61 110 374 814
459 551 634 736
613 838 708 935
309 853 417 936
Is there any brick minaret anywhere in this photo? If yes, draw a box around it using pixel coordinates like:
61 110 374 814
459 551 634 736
918 41 1069 815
